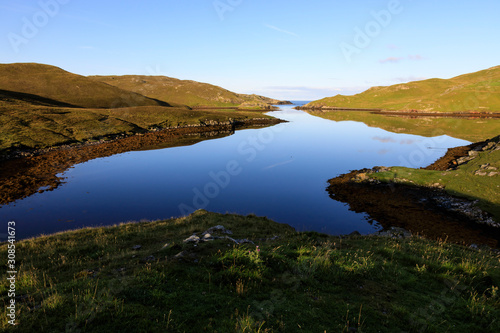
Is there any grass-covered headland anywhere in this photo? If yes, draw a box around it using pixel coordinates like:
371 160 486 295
1 210 499 332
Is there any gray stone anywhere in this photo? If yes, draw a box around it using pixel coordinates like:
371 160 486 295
183 235 200 243
456 156 473 165
201 225 233 236
488 172 499 177
132 245 142 250
174 251 186 258
376 227 412 238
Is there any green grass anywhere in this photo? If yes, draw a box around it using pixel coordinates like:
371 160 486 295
0 64 168 109
0 99 275 155
304 66 500 112
89 75 284 108
1 210 499 332
307 110 500 142
369 145 500 221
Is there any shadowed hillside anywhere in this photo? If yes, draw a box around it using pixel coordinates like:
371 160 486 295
303 66 500 112
90 75 290 108
0 63 170 109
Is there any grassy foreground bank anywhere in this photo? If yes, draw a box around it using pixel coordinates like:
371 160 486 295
1 210 499 332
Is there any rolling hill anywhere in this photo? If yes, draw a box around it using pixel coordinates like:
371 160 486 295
0 63 170 109
89 75 290 108
302 66 500 112
0 63 283 156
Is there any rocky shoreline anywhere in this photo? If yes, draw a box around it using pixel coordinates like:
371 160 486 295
0 117 284 206
327 137 500 248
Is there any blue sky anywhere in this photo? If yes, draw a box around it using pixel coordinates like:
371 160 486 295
1 0 499 100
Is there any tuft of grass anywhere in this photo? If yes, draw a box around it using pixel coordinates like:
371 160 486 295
1 211 499 332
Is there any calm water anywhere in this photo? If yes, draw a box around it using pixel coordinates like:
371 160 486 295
1 102 469 239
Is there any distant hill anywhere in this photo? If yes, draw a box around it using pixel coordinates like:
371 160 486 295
302 66 500 112
0 63 170 109
89 75 291 108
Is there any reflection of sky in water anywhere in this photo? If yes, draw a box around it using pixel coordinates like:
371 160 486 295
0 104 469 239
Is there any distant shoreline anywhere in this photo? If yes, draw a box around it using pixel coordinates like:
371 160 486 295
296 106 500 118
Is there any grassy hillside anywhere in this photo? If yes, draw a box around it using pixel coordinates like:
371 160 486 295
0 63 169 109
1 210 499 332
0 90 274 155
90 75 287 108
304 66 500 112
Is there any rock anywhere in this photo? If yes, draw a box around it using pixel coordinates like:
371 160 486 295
174 251 186 259
470 244 479 250
376 227 412 238
482 142 496 151
183 235 200 243
373 166 390 173
348 231 361 237
456 156 473 165
202 233 214 241
480 164 490 169
475 170 488 176
225 237 255 245
132 245 142 250
488 172 499 177
468 150 479 157
202 225 233 236
356 173 368 181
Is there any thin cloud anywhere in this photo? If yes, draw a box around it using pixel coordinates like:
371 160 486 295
373 136 397 143
408 55 424 61
387 44 399 49
379 57 404 64
264 24 299 37
380 55 425 64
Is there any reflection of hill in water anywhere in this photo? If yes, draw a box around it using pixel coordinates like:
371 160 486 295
308 110 500 142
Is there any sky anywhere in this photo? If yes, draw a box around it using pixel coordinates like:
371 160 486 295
1 0 499 100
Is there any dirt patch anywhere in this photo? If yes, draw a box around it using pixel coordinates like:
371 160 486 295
0 118 282 206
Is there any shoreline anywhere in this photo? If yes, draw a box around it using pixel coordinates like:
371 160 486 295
0 117 284 206
327 136 500 248
296 106 500 118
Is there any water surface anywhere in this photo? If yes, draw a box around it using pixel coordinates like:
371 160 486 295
1 102 469 239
